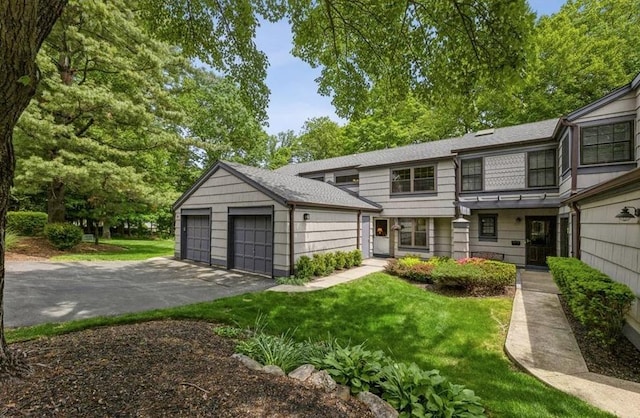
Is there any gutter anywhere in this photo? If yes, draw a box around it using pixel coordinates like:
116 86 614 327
571 201 581 259
289 203 296 276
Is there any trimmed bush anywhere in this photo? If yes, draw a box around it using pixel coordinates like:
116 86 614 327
43 223 83 250
334 251 348 270
312 253 329 276
294 256 314 281
547 257 635 347
7 211 47 236
350 249 363 267
432 259 515 293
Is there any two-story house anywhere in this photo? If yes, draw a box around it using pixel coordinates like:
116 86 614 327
173 72 640 344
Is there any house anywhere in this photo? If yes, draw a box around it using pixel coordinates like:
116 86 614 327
173 72 640 344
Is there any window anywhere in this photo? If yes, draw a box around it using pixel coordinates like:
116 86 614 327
375 219 388 237
335 173 359 184
461 158 482 191
391 166 435 193
528 149 556 187
560 134 570 173
398 218 428 248
581 121 633 165
479 214 497 241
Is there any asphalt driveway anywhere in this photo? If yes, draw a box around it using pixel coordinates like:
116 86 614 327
4 258 275 328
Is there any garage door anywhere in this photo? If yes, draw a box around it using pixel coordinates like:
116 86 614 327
184 215 210 263
232 215 273 275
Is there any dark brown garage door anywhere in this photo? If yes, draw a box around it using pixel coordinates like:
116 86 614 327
232 215 273 275
184 215 210 263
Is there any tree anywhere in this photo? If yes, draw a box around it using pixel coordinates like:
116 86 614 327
293 117 346 162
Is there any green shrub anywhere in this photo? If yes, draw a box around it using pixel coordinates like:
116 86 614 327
43 223 83 250
380 362 485 418
405 263 435 282
350 249 363 267
323 252 337 274
213 325 245 339
311 342 386 395
294 255 314 281
236 331 308 373
431 259 515 293
548 257 635 346
334 251 347 269
385 256 434 283
5 229 19 251
312 253 329 276
398 256 423 269
7 211 47 236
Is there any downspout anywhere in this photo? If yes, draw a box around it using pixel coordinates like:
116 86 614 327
571 201 581 259
453 156 460 218
289 204 295 276
357 210 361 250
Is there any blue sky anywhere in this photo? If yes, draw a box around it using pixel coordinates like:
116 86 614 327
255 1 566 135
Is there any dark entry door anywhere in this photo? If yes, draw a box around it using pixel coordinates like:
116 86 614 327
526 216 556 266
184 215 211 263
232 215 273 275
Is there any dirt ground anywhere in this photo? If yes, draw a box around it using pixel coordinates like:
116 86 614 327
6 236 124 261
0 321 373 417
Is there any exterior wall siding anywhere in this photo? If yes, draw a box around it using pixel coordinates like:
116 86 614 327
578 189 640 326
358 160 456 217
572 91 636 124
293 208 358 259
468 208 558 266
174 168 290 275
433 217 453 256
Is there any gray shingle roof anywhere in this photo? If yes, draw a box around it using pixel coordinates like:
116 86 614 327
172 160 381 211
276 118 559 176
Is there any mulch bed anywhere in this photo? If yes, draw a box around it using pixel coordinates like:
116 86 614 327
559 296 640 383
0 321 373 417
6 236 124 261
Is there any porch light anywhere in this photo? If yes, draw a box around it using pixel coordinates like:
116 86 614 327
303 213 310 221
615 206 639 222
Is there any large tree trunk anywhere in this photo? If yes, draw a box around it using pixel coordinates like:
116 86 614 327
47 179 66 223
0 0 68 378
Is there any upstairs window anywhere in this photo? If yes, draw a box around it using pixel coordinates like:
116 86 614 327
461 158 482 191
528 149 556 187
391 166 435 193
335 173 359 185
581 121 633 165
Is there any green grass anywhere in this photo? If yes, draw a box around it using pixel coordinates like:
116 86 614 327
51 238 174 261
5 230 19 251
6 273 612 417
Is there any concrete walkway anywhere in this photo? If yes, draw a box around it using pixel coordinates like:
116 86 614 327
506 270 640 418
269 258 387 292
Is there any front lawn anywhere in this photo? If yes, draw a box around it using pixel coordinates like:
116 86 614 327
6 273 611 417
51 238 174 261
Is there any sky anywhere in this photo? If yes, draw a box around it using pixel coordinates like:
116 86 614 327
254 1 566 136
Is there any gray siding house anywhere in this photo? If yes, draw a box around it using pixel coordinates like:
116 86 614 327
173 72 640 344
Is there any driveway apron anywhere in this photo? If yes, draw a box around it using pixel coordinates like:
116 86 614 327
4 257 274 328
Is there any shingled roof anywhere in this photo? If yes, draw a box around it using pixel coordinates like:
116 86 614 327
173 160 382 212
276 118 559 176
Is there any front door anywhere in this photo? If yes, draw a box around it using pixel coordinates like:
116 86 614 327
526 216 557 267
373 218 389 256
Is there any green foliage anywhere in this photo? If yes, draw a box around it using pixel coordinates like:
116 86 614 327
236 330 309 373
431 259 515 293
312 253 329 276
334 251 348 270
294 255 314 281
312 342 386 395
6 211 47 236
547 257 635 346
212 325 244 339
350 249 363 267
5 230 19 251
380 362 485 418
43 223 83 250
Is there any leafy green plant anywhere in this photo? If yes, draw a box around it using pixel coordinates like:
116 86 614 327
431 259 515 294
548 257 635 346
334 251 347 269
385 256 434 283
236 330 309 373
380 362 485 418
43 223 83 250
312 253 329 276
312 342 387 395
213 325 245 338
5 229 19 251
7 211 47 236
294 255 314 281
350 249 363 266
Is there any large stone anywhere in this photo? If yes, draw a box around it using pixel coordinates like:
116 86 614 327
288 364 315 381
357 391 398 418
307 370 337 392
335 384 351 400
262 364 286 376
231 353 263 371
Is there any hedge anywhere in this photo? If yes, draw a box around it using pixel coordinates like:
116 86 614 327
44 223 83 250
6 211 48 236
294 249 363 282
547 257 635 347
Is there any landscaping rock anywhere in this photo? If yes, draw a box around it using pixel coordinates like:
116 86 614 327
231 353 263 371
307 370 337 392
357 391 398 418
262 365 286 376
336 384 351 400
289 364 315 381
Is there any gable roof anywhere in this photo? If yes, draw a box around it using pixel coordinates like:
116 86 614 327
173 160 382 212
276 118 559 176
563 167 640 205
566 71 640 121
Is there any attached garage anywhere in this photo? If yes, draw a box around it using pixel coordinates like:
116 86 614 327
173 160 381 278
181 210 211 264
